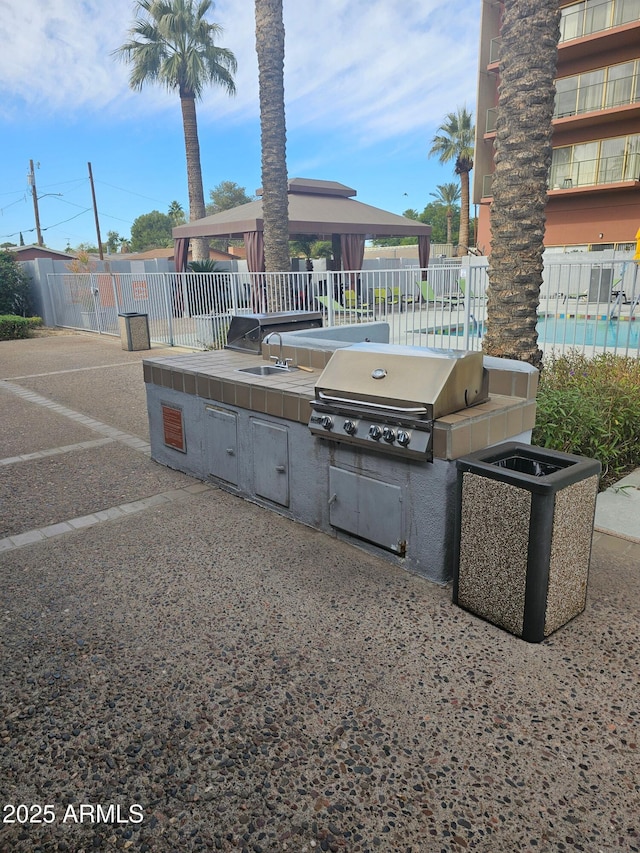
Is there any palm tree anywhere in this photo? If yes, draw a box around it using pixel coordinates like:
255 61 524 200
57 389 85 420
114 0 237 262
429 107 474 257
255 0 290 285
168 200 186 225
483 0 560 369
429 183 461 246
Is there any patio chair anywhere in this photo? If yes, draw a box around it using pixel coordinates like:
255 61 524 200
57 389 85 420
344 290 372 315
315 295 367 319
419 280 463 304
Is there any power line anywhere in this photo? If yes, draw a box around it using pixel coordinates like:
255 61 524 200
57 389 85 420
94 179 166 204
0 196 27 215
1 208 92 241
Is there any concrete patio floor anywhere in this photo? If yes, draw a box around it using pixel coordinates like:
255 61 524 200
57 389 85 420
0 332 638 853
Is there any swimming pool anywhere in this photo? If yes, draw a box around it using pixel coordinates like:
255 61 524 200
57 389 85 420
443 316 640 349
538 316 639 348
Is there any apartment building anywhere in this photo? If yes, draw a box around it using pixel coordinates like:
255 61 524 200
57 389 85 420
473 0 640 252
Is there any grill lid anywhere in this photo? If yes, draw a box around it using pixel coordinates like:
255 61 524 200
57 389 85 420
315 343 488 419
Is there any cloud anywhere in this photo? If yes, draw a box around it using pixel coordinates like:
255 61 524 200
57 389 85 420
0 0 480 139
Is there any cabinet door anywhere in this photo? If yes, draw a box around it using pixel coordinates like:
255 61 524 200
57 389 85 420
252 420 289 507
329 466 404 553
205 406 239 485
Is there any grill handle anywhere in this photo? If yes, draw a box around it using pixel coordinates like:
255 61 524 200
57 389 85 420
316 391 429 416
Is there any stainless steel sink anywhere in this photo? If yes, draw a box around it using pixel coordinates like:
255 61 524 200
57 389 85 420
237 365 299 376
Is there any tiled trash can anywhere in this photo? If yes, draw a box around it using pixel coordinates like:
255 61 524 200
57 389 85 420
118 312 150 351
453 442 601 643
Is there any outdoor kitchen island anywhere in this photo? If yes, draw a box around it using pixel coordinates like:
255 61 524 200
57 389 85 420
143 340 538 585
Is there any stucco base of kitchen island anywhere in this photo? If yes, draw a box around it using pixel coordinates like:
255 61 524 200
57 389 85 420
143 348 537 585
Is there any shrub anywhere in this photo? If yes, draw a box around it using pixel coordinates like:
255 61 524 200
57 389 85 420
188 259 221 272
0 315 42 340
0 250 33 315
533 351 640 488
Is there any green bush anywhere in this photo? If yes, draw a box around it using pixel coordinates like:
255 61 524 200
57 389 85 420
0 249 33 315
533 351 640 487
0 315 42 340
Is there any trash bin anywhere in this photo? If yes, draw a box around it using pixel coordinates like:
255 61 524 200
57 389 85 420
453 442 601 643
118 312 150 351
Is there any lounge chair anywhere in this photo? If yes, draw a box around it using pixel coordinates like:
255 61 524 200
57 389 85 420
315 295 367 319
344 290 372 315
419 280 463 304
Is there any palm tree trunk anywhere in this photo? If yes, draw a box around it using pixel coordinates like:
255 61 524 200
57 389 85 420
483 0 560 368
457 169 470 256
180 90 208 263
255 0 290 304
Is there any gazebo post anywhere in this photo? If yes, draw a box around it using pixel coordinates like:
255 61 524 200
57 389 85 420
331 234 342 302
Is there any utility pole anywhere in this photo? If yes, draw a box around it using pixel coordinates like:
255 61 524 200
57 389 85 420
28 160 43 246
88 162 104 260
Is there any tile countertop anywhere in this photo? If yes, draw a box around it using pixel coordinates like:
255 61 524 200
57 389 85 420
142 350 536 460
143 350 319 426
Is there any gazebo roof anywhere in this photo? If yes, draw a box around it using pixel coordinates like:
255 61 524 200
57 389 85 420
172 178 431 240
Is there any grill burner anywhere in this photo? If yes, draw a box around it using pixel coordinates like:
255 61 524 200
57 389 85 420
309 343 489 461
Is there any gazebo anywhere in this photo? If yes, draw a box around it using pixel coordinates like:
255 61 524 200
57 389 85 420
172 178 432 273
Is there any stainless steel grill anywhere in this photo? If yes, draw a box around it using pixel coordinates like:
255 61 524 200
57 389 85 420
225 311 322 354
309 343 489 461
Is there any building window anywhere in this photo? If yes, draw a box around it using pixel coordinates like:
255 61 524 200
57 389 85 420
614 0 640 25
550 133 640 187
560 0 640 41
553 60 640 118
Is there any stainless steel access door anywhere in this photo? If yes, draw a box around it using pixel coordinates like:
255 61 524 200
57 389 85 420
328 466 404 554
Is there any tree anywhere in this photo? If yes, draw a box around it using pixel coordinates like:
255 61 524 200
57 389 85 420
168 200 186 225
130 210 174 252
206 181 256 214
420 202 460 246
429 107 474 257
114 0 237 262
74 242 99 255
255 0 290 283
0 250 32 316
106 231 123 254
430 183 461 246
371 203 460 246
483 0 560 369
289 238 315 261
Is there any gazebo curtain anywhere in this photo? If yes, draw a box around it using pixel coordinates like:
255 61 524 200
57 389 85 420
244 231 265 273
244 231 267 312
340 234 365 271
174 238 190 273
418 235 431 280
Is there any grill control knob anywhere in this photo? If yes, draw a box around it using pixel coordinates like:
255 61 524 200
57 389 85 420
397 429 411 447
382 427 396 443
320 415 334 430
368 424 382 440
343 419 357 435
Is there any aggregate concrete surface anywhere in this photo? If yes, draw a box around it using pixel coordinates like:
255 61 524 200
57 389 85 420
1 333 639 853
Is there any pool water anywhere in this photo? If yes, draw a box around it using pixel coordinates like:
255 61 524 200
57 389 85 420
448 317 639 348
538 317 639 347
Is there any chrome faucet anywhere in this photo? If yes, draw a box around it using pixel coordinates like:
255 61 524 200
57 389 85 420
265 332 292 369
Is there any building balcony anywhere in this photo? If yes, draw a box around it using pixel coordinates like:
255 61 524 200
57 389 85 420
554 72 640 122
487 8 640 70
486 95 640 141
481 152 640 200
558 17 640 64
550 151 640 190
559 1 640 45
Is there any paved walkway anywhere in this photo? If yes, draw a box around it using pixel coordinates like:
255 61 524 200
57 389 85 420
1 332 639 853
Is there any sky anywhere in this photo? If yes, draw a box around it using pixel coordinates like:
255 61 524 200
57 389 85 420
0 0 481 252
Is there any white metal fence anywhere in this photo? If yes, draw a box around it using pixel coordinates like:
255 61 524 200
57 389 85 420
46 257 640 358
